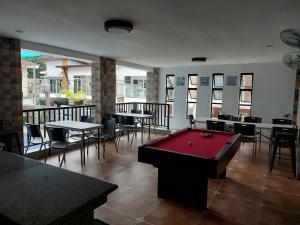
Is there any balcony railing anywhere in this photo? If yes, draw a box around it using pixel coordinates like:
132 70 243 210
116 102 170 130
23 105 95 137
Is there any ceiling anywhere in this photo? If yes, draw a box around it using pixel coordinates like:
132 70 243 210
0 0 300 67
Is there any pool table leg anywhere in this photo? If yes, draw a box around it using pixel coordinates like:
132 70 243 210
157 167 208 209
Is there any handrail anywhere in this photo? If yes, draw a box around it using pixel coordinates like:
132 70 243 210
115 102 170 130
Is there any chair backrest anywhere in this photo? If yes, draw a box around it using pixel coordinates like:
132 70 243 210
272 118 292 125
46 126 67 142
206 120 225 131
131 109 142 114
234 123 256 136
244 116 262 123
270 127 297 139
144 110 155 119
25 123 42 139
80 115 95 123
101 118 116 135
218 114 234 121
122 116 135 126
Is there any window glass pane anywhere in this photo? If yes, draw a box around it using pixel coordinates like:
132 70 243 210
167 102 174 117
239 105 251 117
241 74 253 88
166 89 174 101
211 103 222 118
213 75 223 87
124 76 131 84
167 76 175 87
187 103 197 117
188 89 197 101
240 90 252 104
212 90 223 103
188 75 198 88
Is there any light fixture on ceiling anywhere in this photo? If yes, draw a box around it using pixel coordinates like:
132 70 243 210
104 20 133 34
16 29 24 33
266 44 274 48
192 57 207 62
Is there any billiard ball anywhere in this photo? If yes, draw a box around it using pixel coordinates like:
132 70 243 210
188 141 192 145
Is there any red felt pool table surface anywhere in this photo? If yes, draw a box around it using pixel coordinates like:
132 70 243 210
150 128 235 159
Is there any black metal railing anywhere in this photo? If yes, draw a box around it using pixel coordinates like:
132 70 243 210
115 102 170 130
23 105 95 137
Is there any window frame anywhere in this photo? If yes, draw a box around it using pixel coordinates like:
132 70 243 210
211 73 224 117
238 73 253 116
186 74 198 117
165 74 175 117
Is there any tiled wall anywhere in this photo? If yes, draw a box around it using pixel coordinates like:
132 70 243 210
0 37 23 151
92 57 116 121
146 68 159 102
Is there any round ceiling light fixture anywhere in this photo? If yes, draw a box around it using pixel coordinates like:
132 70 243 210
104 20 133 34
192 57 207 62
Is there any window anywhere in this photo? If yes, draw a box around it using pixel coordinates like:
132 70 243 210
186 74 198 117
49 79 62 93
166 74 175 116
73 75 86 93
124 77 146 99
239 73 253 117
211 74 224 118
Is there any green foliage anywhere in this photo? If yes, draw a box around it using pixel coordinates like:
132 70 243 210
25 56 46 79
60 89 87 100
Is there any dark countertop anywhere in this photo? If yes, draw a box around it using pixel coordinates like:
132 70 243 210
0 151 117 225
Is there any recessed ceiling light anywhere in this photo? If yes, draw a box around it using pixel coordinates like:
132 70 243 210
266 44 274 47
192 57 207 62
104 20 133 34
16 30 24 33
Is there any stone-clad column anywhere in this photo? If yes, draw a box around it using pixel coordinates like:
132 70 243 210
92 57 116 122
0 36 23 153
91 58 101 123
146 68 159 103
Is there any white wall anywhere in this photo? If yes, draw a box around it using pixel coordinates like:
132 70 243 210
159 62 296 130
46 60 62 78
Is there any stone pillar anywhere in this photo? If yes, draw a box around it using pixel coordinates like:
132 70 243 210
91 57 116 122
0 37 23 153
146 68 159 103
91 58 101 123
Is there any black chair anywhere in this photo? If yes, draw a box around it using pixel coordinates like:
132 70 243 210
188 115 195 128
234 123 257 159
244 116 262 151
269 127 298 176
218 114 234 121
144 110 157 135
46 126 83 167
25 123 47 158
91 118 118 159
80 115 95 123
120 116 138 148
206 120 225 131
272 118 292 125
131 109 142 114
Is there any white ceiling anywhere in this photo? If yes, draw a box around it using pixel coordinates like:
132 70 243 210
0 0 299 67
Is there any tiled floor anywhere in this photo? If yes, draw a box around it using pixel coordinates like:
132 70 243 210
44 132 300 225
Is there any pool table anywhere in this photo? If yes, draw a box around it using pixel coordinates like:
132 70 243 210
138 128 241 209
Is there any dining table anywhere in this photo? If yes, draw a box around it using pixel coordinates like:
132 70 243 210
46 120 103 165
0 150 117 225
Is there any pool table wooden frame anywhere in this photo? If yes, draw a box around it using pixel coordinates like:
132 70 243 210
138 128 241 209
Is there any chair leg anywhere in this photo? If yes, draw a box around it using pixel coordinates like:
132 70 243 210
36 143 43 159
44 146 51 163
291 143 297 177
60 148 68 167
102 141 106 159
114 138 119 152
130 131 135 148
278 147 281 160
269 145 278 173
24 143 30 155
